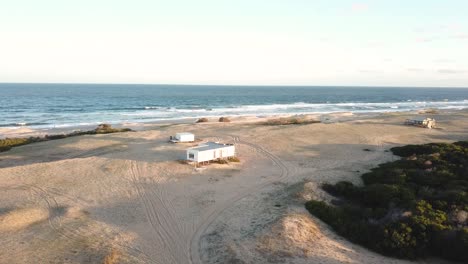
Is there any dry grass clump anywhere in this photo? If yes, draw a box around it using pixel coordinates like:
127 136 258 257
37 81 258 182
103 249 121 264
228 156 240 162
219 117 231 122
190 157 239 166
196 118 209 123
419 108 439 114
213 159 229 164
263 117 320 126
95 124 132 134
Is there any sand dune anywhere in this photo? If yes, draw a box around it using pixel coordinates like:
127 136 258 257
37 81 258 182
0 110 466 264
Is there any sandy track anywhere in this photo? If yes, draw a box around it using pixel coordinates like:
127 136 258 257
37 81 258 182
1 111 467 264
128 160 189 264
189 135 293 264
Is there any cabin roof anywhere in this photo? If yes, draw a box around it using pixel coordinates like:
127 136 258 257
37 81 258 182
188 142 234 152
176 132 194 136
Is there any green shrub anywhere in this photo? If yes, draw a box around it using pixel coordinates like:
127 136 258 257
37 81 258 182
322 181 360 198
306 141 468 262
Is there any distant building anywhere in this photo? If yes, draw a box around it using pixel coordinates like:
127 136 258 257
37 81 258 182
404 117 436 129
186 142 235 163
171 132 195 143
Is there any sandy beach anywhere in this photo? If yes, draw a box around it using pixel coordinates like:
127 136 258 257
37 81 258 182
0 110 467 264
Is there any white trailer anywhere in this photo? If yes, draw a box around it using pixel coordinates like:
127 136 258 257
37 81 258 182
171 132 195 143
186 142 236 163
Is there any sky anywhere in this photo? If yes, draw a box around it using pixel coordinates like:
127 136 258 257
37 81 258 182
0 0 468 87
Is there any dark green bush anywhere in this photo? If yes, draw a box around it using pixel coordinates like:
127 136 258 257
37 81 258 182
306 141 468 262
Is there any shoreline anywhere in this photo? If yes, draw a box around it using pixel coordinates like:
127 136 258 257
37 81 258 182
1 108 467 139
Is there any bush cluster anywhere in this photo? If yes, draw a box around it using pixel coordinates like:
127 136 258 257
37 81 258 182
306 141 468 262
263 117 320 126
0 124 132 153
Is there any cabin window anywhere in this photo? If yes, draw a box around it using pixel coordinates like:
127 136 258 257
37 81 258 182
189 153 195 159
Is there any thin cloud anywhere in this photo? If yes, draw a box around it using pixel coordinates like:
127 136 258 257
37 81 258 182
438 69 467 74
439 23 462 31
407 68 424 72
434 59 455 63
351 3 369 12
416 37 437 43
359 69 383 74
451 34 468 39
367 41 384 47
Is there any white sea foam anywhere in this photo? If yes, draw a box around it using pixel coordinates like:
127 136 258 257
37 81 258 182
2 100 468 129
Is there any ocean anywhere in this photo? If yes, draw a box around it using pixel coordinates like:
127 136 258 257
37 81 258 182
1 83 467 129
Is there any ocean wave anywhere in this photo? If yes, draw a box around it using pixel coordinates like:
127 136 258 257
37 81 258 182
2 100 468 129
0 122 50 127
158 100 468 113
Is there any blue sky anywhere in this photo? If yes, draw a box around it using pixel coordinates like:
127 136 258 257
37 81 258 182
1 0 467 86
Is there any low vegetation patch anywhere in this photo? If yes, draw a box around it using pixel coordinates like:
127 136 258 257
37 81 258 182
419 108 439 114
306 141 468 262
219 117 231 122
196 117 209 123
228 156 240 162
213 159 229 164
94 123 132 134
0 124 132 153
103 249 121 264
263 117 320 126
0 137 42 152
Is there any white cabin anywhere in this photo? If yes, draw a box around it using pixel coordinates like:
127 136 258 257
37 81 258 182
171 132 195 143
186 142 236 163
404 117 436 129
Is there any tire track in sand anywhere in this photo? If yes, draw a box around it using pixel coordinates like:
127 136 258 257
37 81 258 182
21 183 155 264
189 136 292 264
128 160 189 264
0 183 152 264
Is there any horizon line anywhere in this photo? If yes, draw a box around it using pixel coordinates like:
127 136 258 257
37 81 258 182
1 82 468 89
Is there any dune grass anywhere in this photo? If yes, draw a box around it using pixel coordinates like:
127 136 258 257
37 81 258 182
0 124 132 153
262 117 320 126
103 249 121 264
228 156 240 162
